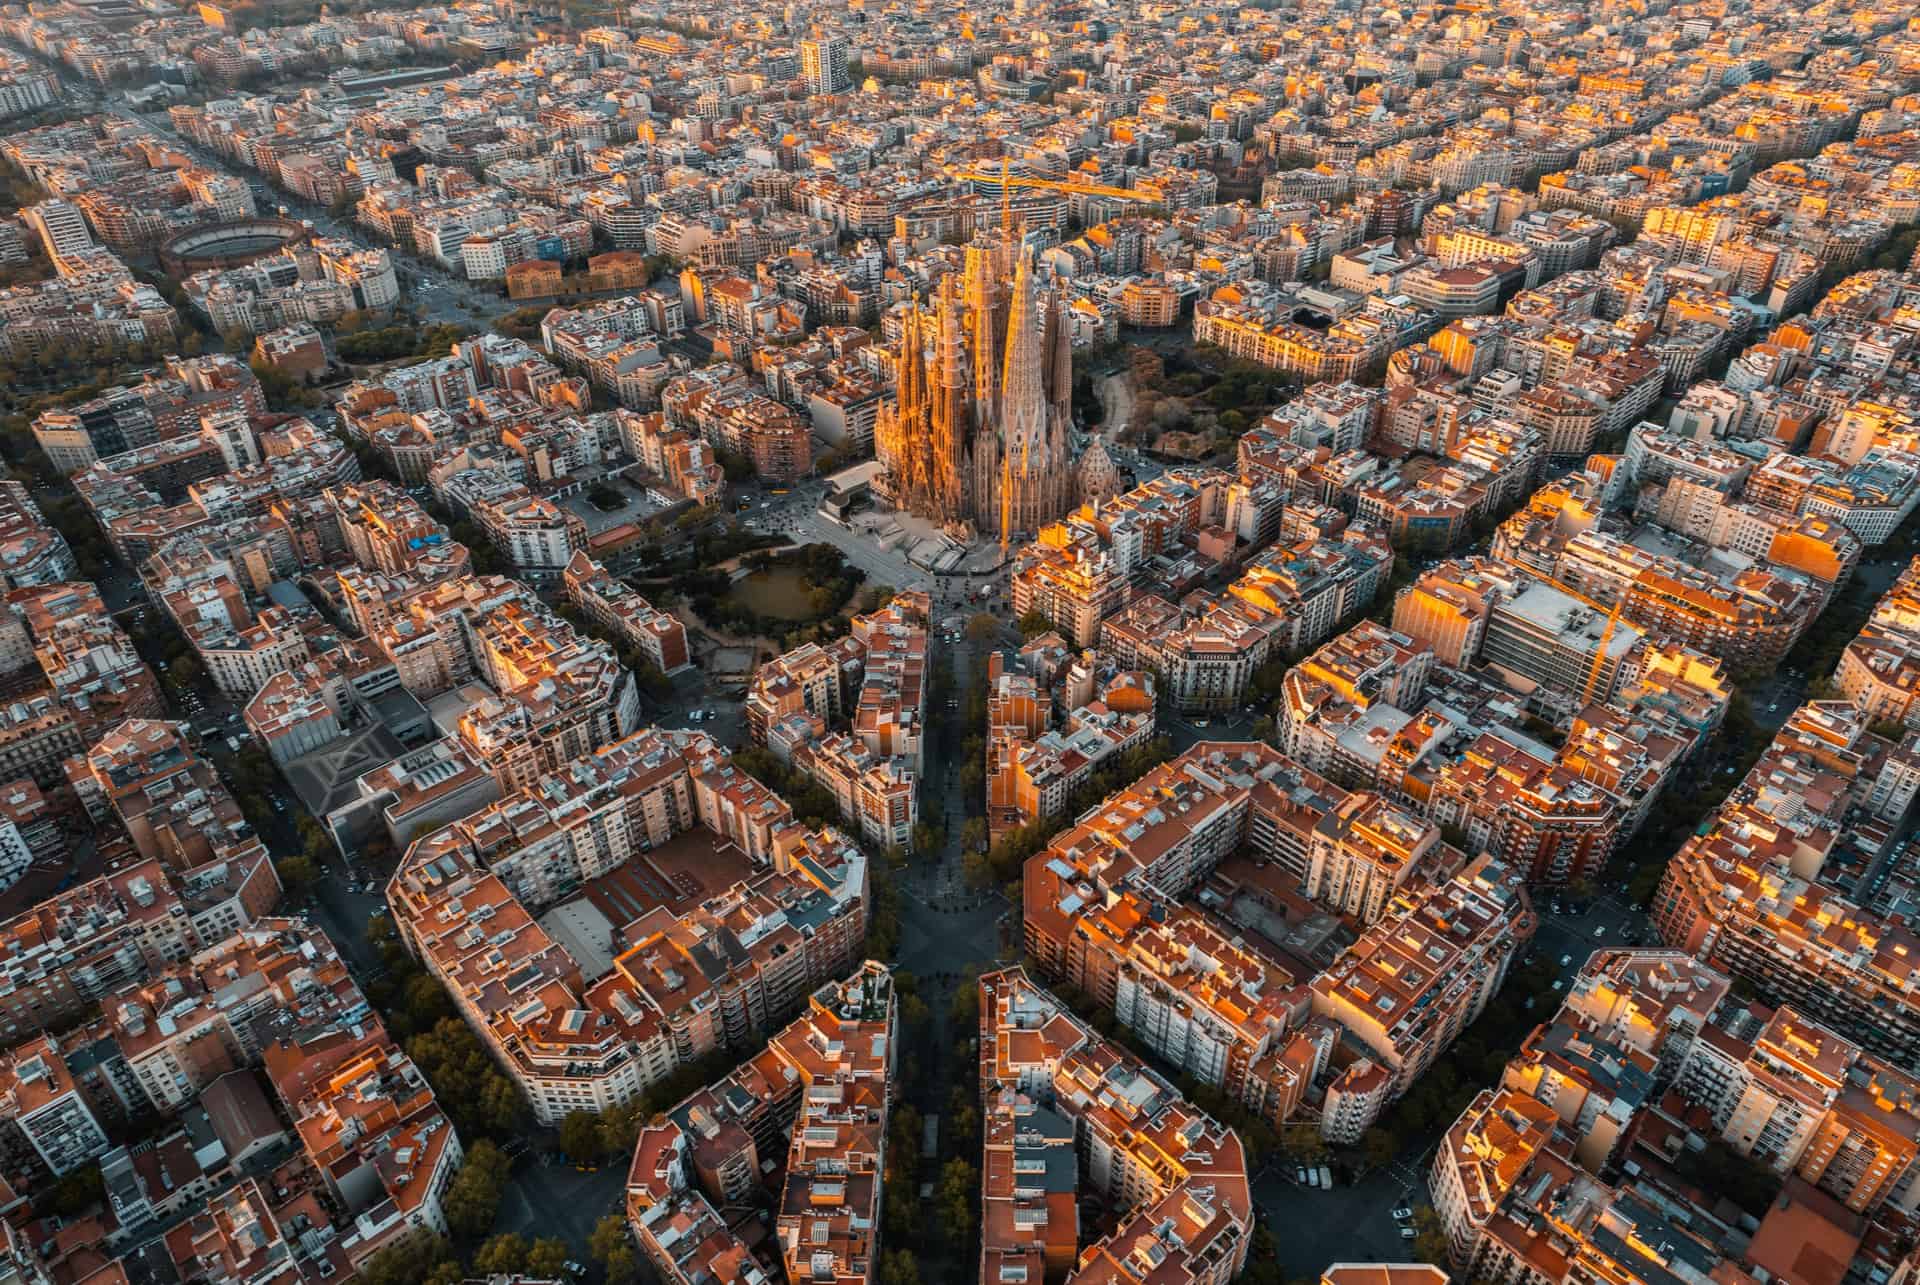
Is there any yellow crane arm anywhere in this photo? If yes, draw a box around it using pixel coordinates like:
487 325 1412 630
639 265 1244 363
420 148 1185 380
952 171 1161 203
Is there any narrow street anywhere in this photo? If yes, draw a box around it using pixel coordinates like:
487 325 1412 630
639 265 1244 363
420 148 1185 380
888 620 1011 1285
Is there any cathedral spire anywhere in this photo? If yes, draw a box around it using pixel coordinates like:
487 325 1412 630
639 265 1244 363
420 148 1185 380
878 246 1078 538
1046 289 1074 430
965 242 999 431
894 296 933 510
1000 249 1046 456
932 275 969 517
998 248 1057 543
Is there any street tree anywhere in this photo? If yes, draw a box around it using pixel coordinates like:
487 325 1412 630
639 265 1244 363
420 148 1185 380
1411 1206 1450 1266
471 1234 528 1276
442 1139 510 1241
276 854 316 890
1362 1127 1398 1171
560 1109 602 1164
880 1249 921 1285
358 1232 458 1285
527 1239 569 1279
590 1214 639 1285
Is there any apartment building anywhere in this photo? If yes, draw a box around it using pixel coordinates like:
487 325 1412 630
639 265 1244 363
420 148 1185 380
1279 617 1690 883
388 727 870 1124
471 487 588 580
1309 856 1534 1117
0 1034 112 1176
72 720 269 877
1427 735 1623 886
369 574 640 787
1304 792 1437 924
1008 538 1132 648
1654 701 1920 1062
1393 558 1644 707
773 976 892 1285
1192 298 1385 383
0 858 221 1041
1020 736 1532 1135
794 732 916 851
328 479 461 577
750 594 927 847
1428 1087 1564 1267
562 551 690 674
1023 742 1295 978
8 579 164 740
978 968 1252 1285
1836 555 1920 729
247 924 465 1270
1432 942 1920 1285
0 482 77 593
625 963 893 1285
661 373 812 483
745 636 864 745
1497 506 1821 671
986 666 1156 842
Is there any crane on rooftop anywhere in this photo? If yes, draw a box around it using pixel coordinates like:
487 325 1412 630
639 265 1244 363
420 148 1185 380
952 168 1162 208
1533 570 1631 708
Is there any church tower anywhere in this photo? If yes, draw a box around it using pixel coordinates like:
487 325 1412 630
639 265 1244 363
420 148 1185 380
966 242 1001 526
997 249 1070 541
877 242 1081 539
931 276 970 521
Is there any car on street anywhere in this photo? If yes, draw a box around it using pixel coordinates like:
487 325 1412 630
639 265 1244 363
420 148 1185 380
1400 1228 1417 1240
1393 1208 1414 1221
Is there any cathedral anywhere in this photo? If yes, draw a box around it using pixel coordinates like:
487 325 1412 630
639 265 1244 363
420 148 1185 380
875 242 1115 543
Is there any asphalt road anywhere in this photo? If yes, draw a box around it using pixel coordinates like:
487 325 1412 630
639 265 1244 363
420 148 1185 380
1255 1164 1426 1274
1530 893 1649 990
899 627 1014 977
495 1156 629 1255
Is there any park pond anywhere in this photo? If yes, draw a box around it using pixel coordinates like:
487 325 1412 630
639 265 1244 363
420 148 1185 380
727 565 826 621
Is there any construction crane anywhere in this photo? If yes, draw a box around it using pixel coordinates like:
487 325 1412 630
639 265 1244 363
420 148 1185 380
952 169 1163 207
1535 571 1630 707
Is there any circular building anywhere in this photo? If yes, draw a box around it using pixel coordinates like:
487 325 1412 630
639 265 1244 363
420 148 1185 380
160 217 312 276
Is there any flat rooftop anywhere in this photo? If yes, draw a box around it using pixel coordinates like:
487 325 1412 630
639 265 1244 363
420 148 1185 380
282 722 408 819
577 829 761 931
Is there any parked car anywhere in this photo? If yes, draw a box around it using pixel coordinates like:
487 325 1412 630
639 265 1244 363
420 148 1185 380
1393 1207 1414 1221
